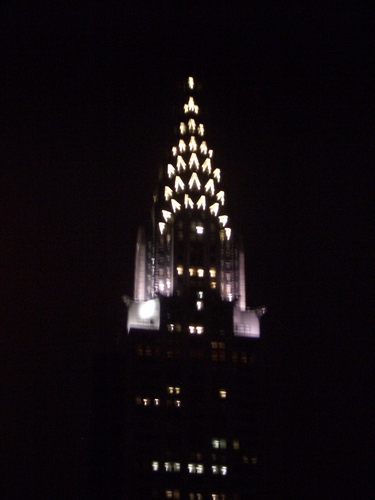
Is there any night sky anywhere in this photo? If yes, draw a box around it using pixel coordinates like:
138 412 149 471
2 3 373 499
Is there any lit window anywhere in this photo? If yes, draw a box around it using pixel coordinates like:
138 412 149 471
216 190 225 205
189 326 195 334
173 462 181 471
233 440 239 450
166 491 173 499
184 96 199 114
197 494 203 500
159 222 166 234
167 164 175 178
154 398 159 406
152 461 159 471
243 455 249 464
189 136 197 152
184 194 194 209
168 387 174 394
162 210 172 222
212 465 219 474
189 153 200 170
251 457 258 465
205 179 215 195
218 215 228 227
202 158 211 174
173 490 180 500
189 268 195 276
212 495 219 500
219 439 227 449
220 466 227 476
135 396 142 405
175 387 180 394
188 118 196 133
197 269 204 277
196 326 204 334
167 323 175 331
209 268 216 278
171 199 181 213
188 76 194 89
210 281 216 289
179 139 186 152
188 463 195 473
213 168 221 182
200 141 207 154
209 149 213 157
180 122 186 134
143 398 150 405
219 390 226 398
189 495 194 500
196 300 203 311
196 225 204 234
188 172 201 190
225 228 231 240
197 291 204 299
175 175 185 192
196 464 204 474
175 400 181 407
177 266 183 275
212 439 219 449
198 124 204 136
196 195 206 210
165 186 173 200
209 202 219 216
176 155 186 172
172 147 177 156
165 462 172 472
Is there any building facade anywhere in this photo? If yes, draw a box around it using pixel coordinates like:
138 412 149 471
123 77 264 500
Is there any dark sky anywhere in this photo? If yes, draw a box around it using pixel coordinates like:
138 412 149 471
2 2 373 499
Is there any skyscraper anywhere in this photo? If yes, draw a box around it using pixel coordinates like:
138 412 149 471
123 77 265 500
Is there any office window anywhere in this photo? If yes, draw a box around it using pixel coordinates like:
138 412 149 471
220 466 227 475
196 464 204 474
196 326 204 334
143 398 150 406
167 386 174 394
209 268 216 278
165 462 172 472
196 225 204 234
175 400 181 407
166 491 173 499
212 439 220 449
196 300 203 311
135 396 142 405
219 439 227 449
154 398 160 406
197 291 204 299
233 440 240 450
173 462 181 471
212 465 219 474
188 463 195 473
210 281 217 289
219 390 227 398
177 266 183 275
197 268 204 277
152 461 159 471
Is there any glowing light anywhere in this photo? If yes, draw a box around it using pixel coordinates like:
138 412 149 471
175 400 181 407
196 464 204 473
173 462 181 471
188 76 194 89
165 186 173 200
208 149 213 157
189 172 201 190
219 390 227 398
165 462 172 472
205 179 215 196
209 268 216 278
213 168 221 182
198 123 204 136
171 199 181 213
172 146 177 156
189 326 195 334
210 202 219 216
196 225 204 234
176 266 183 275
175 176 185 192
218 215 228 227
189 152 200 170
180 122 186 134
200 141 208 154
188 464 195 473
220 466 227 476
176 155 186 172
154 398 159 405
179 139 186 153
159 222 166 234
196 300 203 310
167 164 175 178
189 136 197 151
202 158 211 174
197 195 206 210
197 269 204 277
188 118 196 133
184 97 199 114
212 465 219 474
216 190 225 205
225 227 231 240
152 461 159 471
184 194 194 209
162 210 172 222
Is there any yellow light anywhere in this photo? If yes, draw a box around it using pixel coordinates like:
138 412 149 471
213 168 220 181
165 186 173 200
198 123 204 136
202 158 211 174
171 199 181 212
197 195 206 210
167 164 175 178
218 215 228 227
176 155 186 172
200 141 208 154
189 136 197 151
180 122 186 134
188 76 194 89
216 190 225 205
209 202 219 216
205 179 215 195
189 172 201 190
175 176 185 192
189 152 200 170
